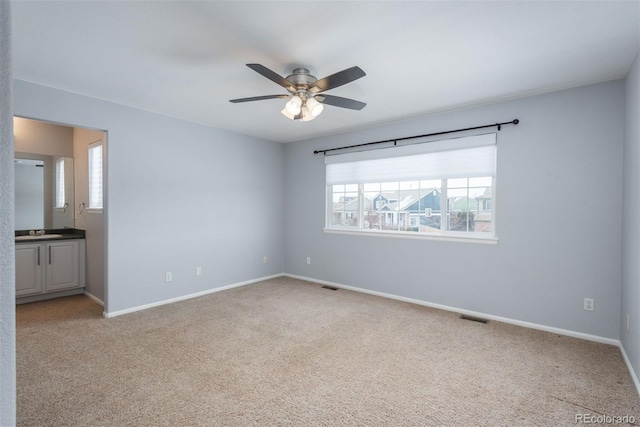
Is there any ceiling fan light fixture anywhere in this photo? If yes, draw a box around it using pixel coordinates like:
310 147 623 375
285 95 302 115
281 108 296 120
300 106 317 122
305 97 324 117
231 64 366 122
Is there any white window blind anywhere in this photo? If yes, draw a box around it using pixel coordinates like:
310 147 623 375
88 142 103 209
326 133 496 185
55 158 65 208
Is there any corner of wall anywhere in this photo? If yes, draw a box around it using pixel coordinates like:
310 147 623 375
0 1 17 425
620 47 640 394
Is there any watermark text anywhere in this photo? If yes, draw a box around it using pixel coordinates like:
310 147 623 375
576 413 636 424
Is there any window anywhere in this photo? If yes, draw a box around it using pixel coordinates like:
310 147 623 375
331 184 359 227
55 157 65 208
88 141 103 210
325 133 496 241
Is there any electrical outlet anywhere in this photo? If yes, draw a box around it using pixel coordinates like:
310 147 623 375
263 256 268 264
584 298 594 311
196 267 202 276
627 313 630 331
165 272 172 282
306 257 311 265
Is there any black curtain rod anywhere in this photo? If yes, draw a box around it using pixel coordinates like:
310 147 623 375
313 119 519 155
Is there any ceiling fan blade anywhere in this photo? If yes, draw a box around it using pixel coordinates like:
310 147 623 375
246 64 295 91
316 94 366 110
229 94 289 103
310 66 366 93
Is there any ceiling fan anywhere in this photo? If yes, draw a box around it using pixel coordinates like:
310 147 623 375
229 64 366 121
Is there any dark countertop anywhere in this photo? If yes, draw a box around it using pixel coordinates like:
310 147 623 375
15 228 86 243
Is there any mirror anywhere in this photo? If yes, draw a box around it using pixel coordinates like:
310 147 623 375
14 153 74 230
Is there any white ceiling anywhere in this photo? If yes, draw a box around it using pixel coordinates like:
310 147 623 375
11 1 640 144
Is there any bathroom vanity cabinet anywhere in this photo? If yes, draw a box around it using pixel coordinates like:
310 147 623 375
15 238 86 302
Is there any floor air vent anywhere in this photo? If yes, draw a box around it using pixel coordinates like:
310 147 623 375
321 285 339 291
460 314 488 324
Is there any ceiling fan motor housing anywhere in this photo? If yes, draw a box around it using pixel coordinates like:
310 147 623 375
286 68 318 87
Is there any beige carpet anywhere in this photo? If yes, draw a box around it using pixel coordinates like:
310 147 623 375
16 276 640 426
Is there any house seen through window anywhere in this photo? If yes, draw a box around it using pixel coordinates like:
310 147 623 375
325 133 496 240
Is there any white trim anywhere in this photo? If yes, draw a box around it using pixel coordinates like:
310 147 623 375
323 228 499 245
103 273 283 318
620 344 640 396
283 273 618 346
84 291 104 307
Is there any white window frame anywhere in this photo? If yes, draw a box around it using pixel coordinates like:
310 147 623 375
324 133 498 244
54 157 65 209
88 140 103 211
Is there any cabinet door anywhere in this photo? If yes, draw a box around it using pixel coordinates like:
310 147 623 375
46 241 80 292
16 243 43 296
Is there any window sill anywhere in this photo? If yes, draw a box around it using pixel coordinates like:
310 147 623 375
323 228 498 245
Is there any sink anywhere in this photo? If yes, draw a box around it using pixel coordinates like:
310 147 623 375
15 234 64 241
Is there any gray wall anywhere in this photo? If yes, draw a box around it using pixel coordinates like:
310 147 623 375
0 1 16 425
14 79 285 314
285 80 624 340
622 51 640 378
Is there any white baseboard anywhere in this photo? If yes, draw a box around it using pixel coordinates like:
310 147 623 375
104 273 284 318
83 291 104 307
283 273 620 346
619 344 640 396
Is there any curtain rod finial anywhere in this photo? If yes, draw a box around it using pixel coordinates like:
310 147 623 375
513 119 519 125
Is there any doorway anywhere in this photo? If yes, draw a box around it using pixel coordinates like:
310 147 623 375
13 116 108 312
